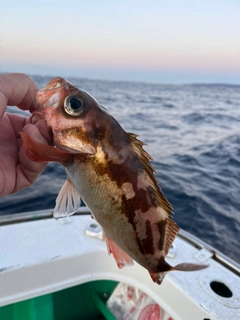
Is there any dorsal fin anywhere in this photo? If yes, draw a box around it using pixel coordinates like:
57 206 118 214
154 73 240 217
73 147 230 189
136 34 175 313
163 219 179 256
128 133 173 219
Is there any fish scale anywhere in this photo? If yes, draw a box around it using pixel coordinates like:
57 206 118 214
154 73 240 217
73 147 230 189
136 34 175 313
21 77 208 284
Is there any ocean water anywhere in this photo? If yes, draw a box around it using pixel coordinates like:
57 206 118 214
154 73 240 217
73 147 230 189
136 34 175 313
1 75 240 264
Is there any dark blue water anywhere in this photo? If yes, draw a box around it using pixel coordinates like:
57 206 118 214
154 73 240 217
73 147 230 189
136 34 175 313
1 75 240 264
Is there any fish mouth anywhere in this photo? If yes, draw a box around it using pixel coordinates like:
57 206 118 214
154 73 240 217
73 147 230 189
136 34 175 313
29 97 44 117
29 93 51 122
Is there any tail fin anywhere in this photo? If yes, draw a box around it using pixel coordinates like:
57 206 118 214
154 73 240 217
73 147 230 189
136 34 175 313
149 262 208 285
173 262 209 272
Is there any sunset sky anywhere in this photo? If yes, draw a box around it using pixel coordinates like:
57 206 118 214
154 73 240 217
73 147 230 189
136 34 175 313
1 0 240 84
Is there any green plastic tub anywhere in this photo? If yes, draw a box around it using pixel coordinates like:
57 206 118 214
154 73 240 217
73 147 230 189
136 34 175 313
0 280 118 320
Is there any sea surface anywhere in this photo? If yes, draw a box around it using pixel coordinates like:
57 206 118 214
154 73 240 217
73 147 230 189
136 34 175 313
1 75 240 264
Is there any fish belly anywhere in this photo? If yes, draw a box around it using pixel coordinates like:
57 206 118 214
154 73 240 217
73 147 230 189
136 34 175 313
65 159 150 269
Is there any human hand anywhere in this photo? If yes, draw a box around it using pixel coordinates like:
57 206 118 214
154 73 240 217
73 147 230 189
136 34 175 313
0 73 52 197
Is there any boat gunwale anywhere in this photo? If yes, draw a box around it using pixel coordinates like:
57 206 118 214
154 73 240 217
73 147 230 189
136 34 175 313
0 207 239 276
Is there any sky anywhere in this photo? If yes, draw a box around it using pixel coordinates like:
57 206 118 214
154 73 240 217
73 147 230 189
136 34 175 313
1 0 240 84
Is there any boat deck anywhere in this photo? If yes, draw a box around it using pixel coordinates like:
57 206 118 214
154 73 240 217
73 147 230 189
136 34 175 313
0 209 239 319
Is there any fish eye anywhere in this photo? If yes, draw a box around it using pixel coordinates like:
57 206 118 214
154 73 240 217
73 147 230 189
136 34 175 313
64 95 85 116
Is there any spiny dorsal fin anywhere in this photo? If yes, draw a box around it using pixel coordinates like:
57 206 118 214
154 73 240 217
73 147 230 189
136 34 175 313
128 133 173 219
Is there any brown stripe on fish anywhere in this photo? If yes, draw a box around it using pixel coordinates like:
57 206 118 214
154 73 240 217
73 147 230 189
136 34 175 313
120 194 136 228
141 220 154 255
108 162 156 214
120 195 145 255
108 154 142 185
106 141 167 214
157 220 166 252
127 187 153 213
108 158 154 212
157 219 179 257
108 156 169 259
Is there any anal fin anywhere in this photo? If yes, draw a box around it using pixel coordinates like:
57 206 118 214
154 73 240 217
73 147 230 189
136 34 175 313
54 179 81 218
149 272 167 285
104 235 134 269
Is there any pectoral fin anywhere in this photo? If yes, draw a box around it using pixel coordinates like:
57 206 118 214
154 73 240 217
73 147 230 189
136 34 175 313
104 235 134 269
54 179 81 218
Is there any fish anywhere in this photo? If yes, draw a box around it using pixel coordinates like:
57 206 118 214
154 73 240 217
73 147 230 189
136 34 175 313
21 77 208 284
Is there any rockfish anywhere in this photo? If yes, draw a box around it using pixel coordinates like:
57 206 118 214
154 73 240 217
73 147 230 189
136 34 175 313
21 77 207 284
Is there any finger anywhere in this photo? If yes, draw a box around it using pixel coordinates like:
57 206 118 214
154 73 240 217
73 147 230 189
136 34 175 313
35 120 53 145
13 124 49 193
25 117 53 145
6 113 26 138
0 73 38 118
21 123 50 147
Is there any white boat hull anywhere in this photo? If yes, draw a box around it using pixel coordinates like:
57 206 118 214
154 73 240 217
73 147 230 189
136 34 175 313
0 210 239 319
